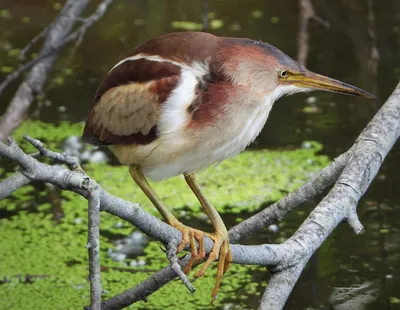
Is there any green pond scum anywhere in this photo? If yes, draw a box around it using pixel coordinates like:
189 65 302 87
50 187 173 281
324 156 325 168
0 121 330 309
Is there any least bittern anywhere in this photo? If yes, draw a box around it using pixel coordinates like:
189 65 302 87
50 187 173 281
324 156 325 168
82 32 375 301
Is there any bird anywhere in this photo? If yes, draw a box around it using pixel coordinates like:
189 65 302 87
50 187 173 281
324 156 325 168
82 31 375 301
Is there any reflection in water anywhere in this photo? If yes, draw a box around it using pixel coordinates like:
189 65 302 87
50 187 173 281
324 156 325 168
329 280 379 310
0 1 399 309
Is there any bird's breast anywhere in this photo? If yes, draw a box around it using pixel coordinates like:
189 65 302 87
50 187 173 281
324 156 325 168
187 90 274 163
112 72 274 181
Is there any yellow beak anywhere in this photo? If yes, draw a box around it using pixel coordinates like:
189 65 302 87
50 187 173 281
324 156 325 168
287 71 376 99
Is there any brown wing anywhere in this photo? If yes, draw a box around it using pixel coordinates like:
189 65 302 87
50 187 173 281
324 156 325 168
83 32 222 146
82 58 181 146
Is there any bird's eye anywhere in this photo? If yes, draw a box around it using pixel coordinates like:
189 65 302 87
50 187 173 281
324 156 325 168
279 70 288 78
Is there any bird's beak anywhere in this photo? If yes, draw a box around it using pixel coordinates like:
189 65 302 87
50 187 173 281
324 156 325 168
287 71 376 99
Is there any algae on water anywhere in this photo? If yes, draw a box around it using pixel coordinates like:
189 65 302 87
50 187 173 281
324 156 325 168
0 121 330 309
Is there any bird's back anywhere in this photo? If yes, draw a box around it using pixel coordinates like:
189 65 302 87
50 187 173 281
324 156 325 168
82 32 221 147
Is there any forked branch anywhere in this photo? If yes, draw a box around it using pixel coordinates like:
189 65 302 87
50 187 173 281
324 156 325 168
0 82 399 308
0 0 114 142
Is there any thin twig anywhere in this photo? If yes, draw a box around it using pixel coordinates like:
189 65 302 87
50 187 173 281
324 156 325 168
0 171 31 199
0 0 90 143
23 135 80 170
0 0 114 97
87 181 102 310
19 28 48 60
229 150 351 243
297 0 329 65
202 0 209 31
100 266 159 273
166 243 195 294
0 82 398 309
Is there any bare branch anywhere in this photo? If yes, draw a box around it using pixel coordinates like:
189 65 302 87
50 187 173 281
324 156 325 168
259 81 400 308
166 243 195 294
95 82 400 309
87 181 102 310
23 135 80 170
297 0 329 65
0 136 283 265
1 80 399 309
0 0 114 142
0 171 31 199
19 28 48 60
229 150 351 243
202 0 209 31
101 264 178 309
259 262 307 309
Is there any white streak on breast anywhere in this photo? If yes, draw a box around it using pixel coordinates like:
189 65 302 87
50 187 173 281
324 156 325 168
142 93 275 181
158 69 197 135
142 85 305 180
113 84 305 181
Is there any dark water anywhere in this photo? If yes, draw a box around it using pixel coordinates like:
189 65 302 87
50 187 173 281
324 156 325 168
1 0 399 309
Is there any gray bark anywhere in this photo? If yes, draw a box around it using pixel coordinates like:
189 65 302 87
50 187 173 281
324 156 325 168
260 81 400 309
0 0 114 142
0 82 399 308
87 182 102 310
0 0 90 142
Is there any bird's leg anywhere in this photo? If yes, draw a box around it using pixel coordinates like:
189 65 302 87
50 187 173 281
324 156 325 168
184 173 232 302
128 165 205 272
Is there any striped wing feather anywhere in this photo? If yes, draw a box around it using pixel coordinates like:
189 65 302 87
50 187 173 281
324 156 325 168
83 32 222 146
83 58 181 146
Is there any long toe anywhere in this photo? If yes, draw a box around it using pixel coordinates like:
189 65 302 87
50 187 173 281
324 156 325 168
183 229 205 274
194 233 232 302
171 221 206 275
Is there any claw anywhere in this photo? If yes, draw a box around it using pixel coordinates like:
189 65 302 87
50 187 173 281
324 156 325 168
171 221 206 275
169 220 232 303
193 232 232 302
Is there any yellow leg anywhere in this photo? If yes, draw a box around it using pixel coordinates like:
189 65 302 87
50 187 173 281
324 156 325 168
184 173 232 302
129 165 206 272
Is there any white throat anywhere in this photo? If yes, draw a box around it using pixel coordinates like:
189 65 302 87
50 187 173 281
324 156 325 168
270 84 307 103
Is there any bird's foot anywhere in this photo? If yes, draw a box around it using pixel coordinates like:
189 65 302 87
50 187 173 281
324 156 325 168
169 221 232 302
170 220 206 274
193 231 232 303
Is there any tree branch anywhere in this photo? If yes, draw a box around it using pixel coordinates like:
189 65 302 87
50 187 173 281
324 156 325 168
202 0 209 31
96 82 400 309
166 243 195 294
1 81 399 308
259 81 400 309
0 171 31 199
0 0 114 142
87 181 102 310
297 0 329 65
229 150 350 243
0 136 285 267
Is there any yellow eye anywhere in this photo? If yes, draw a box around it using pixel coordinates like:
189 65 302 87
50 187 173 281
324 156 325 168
279 70 288 78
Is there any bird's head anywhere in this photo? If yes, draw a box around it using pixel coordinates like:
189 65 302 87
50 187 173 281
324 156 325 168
218 38 375 101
